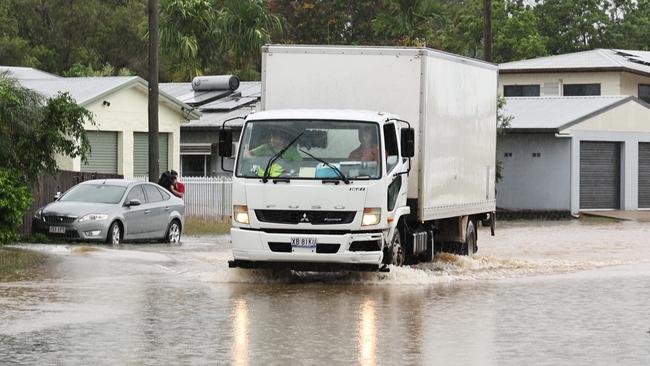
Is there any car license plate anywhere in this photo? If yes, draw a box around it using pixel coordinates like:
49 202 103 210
49 226 66 234
291 237 317 248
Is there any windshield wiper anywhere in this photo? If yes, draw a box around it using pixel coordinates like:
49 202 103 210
299 148 350 184
262 132 304 183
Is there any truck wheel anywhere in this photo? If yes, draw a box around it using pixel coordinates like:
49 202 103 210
384 230 405 266
462 220 477 256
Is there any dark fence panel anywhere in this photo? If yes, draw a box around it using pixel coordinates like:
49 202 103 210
20 170 123 236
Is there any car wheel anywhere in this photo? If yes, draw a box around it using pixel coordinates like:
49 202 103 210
106 221 121 245
165 220 182 244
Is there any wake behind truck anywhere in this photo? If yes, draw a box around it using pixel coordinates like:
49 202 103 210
220 45 497 272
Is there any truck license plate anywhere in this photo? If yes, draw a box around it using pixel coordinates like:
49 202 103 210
49 226 66 234
291 237 317 248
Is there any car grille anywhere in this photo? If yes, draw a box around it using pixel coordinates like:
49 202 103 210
44 215 76 224
255 210 356 225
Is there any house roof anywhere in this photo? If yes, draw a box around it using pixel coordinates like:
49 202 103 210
17 76 200 119
499 49 650 77
503 96 641 132
0 66 59 79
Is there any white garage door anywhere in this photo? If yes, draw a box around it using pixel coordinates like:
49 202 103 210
81 131 118 174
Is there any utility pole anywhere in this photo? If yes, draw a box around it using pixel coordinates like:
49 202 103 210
483 0 492 62
147 0 160 183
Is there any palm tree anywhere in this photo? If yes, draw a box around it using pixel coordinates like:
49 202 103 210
372 0 444 46
218 0 284 79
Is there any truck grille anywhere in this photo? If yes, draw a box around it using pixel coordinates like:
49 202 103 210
255 210 356 225
44 215 76 224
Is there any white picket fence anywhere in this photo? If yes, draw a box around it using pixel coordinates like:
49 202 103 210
135 176 232 218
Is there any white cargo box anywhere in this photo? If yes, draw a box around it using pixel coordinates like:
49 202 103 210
261 45 497 221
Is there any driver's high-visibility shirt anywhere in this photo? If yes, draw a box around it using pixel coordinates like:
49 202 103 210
249 144 302 177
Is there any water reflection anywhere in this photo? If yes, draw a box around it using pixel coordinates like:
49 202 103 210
358 300 377 366
232 298 249 366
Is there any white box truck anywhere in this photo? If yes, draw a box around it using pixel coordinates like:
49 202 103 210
220 45 497 272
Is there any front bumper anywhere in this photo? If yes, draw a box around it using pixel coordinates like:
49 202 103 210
229 227 385 271
32 218 109 241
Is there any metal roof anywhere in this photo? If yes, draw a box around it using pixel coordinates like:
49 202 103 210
503 96 636 132
160 81 260 107
183 101 259 129
0 66 59 79
17 76 200 119
499 49 650 77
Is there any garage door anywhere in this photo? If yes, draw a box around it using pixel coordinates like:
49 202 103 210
639 143 650 208
134 132 169 176
580 141 620 209
81 131 118 174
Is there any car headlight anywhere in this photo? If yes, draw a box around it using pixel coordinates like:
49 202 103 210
78 214 109 222
233 205 249 224
361 208 381 226
33 208 44 220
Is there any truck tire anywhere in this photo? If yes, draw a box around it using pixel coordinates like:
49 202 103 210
461 220 477 256
383 229 405 266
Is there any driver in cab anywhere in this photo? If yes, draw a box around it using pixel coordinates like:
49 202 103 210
246 128 302 177
349 125 379 162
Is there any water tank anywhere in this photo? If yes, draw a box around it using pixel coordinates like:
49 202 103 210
192 75 240 91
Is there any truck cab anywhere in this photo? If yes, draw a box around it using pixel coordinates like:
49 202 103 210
225 109 414 272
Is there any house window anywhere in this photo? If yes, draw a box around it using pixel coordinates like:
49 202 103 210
504 152 512 157
563 83 601 96
503 85 540 97
640 84 650 104
181 155 211 177
532 153 541 158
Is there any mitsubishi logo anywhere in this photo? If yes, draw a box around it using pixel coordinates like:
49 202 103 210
299 213 310 223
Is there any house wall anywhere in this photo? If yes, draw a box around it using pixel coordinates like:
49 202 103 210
496 133 571 210
564 101 650 213
59 86 185 178
499 71 623 96
620 72 650 98
181 128 242 176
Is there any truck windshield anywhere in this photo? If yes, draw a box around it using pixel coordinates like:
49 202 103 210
236 120 381 180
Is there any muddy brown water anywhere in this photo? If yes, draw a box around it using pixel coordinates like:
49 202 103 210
1 220 650 365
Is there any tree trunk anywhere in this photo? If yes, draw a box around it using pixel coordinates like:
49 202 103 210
483 0 492 62
148 0 160 183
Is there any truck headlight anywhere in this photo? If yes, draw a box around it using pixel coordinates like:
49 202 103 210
361 208 381 226
78 214 109 222
233 205 249 224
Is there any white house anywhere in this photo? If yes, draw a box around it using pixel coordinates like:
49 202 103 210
1 66 200 178
497 49 650 215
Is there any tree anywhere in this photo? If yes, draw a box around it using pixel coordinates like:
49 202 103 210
0 74 93 243
0 74 94 183
371 0 444 46
533 0 611 54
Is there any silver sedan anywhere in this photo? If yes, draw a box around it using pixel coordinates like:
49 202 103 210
32 179 185 244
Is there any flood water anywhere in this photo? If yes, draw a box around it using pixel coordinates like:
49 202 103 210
2 220 650 365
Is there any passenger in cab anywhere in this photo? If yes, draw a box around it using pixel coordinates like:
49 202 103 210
349 125 379 162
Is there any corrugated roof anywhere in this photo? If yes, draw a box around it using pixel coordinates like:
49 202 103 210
19 76 139 104
503 96 631 131
160 81 261 107
0 66 59 79
499 49 650 76
183 101 259 129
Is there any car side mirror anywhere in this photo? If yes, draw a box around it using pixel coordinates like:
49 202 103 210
218 129 233 157
126 199 141 207
401 128 415 158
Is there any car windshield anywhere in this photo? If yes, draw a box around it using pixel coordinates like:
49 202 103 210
59 184 127 204
236 120 382 180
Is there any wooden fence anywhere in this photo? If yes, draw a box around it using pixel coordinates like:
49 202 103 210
136 176 233 218
21 170 123 236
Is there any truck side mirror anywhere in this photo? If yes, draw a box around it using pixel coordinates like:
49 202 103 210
401 128 415 158
218 129 233 157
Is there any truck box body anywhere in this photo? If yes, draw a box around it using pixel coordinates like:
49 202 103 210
261 45 497 221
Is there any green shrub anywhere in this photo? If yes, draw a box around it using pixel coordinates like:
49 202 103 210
0 169 32 245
